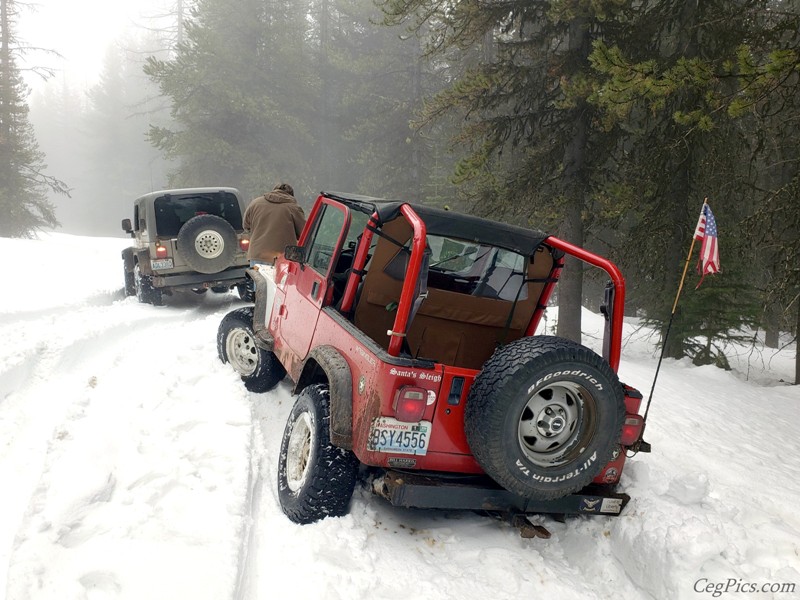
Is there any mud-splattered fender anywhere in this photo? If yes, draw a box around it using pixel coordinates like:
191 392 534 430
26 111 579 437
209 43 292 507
294 345 353 450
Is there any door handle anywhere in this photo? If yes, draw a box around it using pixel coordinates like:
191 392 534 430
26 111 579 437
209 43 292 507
311 280 320 299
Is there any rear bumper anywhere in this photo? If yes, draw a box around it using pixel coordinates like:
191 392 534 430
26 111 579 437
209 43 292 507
151 267 248 289
374 470 630 517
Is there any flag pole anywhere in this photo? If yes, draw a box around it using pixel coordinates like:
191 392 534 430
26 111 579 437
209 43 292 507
642 198 707 423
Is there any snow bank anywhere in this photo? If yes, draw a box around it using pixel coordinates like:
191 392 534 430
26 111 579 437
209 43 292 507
1 233 798 600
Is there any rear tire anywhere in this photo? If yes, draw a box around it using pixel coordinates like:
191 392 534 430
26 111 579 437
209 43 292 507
465 336 625 500
217 307 285 392
134 264 163 306
278 384 359 524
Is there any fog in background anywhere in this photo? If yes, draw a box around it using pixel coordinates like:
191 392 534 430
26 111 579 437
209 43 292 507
17 0 445 238
19 0 182 237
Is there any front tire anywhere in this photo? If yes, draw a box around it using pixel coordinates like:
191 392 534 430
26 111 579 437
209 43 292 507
217 307 285 392
123 265 136 296
465 336 625 501
278 384 359 524
236 281 254 303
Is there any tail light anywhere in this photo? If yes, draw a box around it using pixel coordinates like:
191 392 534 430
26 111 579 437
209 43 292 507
239 238 250 252
393 386 426 422
620 414 644 446
155 244 168 259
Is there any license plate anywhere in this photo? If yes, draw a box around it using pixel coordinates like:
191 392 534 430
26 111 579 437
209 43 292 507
151 258 173 270
368 417 431 456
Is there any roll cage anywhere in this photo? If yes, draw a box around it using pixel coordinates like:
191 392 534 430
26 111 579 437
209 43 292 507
312 192 626 372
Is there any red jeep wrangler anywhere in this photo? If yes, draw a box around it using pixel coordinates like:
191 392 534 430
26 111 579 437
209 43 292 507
217 192 648 531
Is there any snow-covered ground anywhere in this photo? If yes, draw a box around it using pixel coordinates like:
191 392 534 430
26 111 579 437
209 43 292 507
1 233 798 600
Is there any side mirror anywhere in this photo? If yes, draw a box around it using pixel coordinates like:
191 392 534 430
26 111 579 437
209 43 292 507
284 245 306 263
121 218 133 233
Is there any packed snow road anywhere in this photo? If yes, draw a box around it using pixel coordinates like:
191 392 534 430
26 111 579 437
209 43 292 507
1 233 798 600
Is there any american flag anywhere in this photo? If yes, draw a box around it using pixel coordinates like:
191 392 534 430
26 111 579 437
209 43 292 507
693 202 720 288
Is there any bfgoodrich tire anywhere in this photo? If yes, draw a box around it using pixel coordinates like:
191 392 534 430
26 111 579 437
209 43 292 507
177 214 238 274
464 336 626 501
217 307 285 392
278 384 359 524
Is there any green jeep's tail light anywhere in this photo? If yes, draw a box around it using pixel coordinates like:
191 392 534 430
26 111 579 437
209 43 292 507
240 238 250 252
155 243 168 259
393 386 426 423
620 414 644 446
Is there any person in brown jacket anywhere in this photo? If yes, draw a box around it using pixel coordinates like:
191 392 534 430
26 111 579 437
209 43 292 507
243 183 306 266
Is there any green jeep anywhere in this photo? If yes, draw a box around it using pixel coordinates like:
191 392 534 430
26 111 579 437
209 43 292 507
121 187 252 305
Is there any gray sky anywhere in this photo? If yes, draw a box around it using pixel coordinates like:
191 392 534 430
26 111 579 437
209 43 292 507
17 0 167 90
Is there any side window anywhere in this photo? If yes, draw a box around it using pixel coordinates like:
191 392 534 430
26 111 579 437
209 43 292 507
138 206 147 233
305 203 346 276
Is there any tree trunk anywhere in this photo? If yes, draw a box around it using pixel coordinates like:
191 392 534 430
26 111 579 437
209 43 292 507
556 17 590 344
1 0 11 143
765 327 779 349
410 37 422 200
795 303 799 385
557 196 585 343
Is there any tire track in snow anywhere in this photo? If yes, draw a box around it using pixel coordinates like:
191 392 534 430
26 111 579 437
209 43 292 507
1 294 251 598
0 303 191 594
232 386 294 600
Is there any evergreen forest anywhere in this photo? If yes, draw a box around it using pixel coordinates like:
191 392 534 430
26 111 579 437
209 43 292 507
1 0 798 382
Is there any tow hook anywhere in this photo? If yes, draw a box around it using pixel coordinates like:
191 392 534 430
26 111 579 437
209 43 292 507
506 513 551 539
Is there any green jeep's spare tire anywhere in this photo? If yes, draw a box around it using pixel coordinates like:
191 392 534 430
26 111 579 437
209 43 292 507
177 214 238 274
464 335 626 501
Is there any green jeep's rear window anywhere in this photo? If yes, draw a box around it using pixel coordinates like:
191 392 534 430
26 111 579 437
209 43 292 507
154 192 242 236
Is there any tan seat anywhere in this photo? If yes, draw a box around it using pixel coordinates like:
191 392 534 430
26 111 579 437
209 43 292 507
353 218 555 370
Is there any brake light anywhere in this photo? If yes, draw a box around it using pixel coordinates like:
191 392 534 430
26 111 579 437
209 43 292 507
620 414 644 446
155 244 168 259
240 238 250 252
393 386 426 422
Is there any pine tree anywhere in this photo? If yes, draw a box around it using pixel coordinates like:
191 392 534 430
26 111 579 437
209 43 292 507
589 0 797 371
0 0 66 237
379 0 641 343
321 0 441 198
145 0 315 200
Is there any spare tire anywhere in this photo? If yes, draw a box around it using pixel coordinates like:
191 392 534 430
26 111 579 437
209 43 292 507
177 214 238 274
464 335 625 501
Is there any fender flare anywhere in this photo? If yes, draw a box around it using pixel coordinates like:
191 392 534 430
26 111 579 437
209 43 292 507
134 249 153 275
295 345 353 450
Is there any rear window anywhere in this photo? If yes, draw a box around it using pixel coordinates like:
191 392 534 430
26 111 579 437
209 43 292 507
427 235 529 301
154 192 242 236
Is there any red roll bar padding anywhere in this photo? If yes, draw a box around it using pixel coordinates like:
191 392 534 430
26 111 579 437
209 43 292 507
387 205 428 356
339 211 379 315
543 236 626 372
